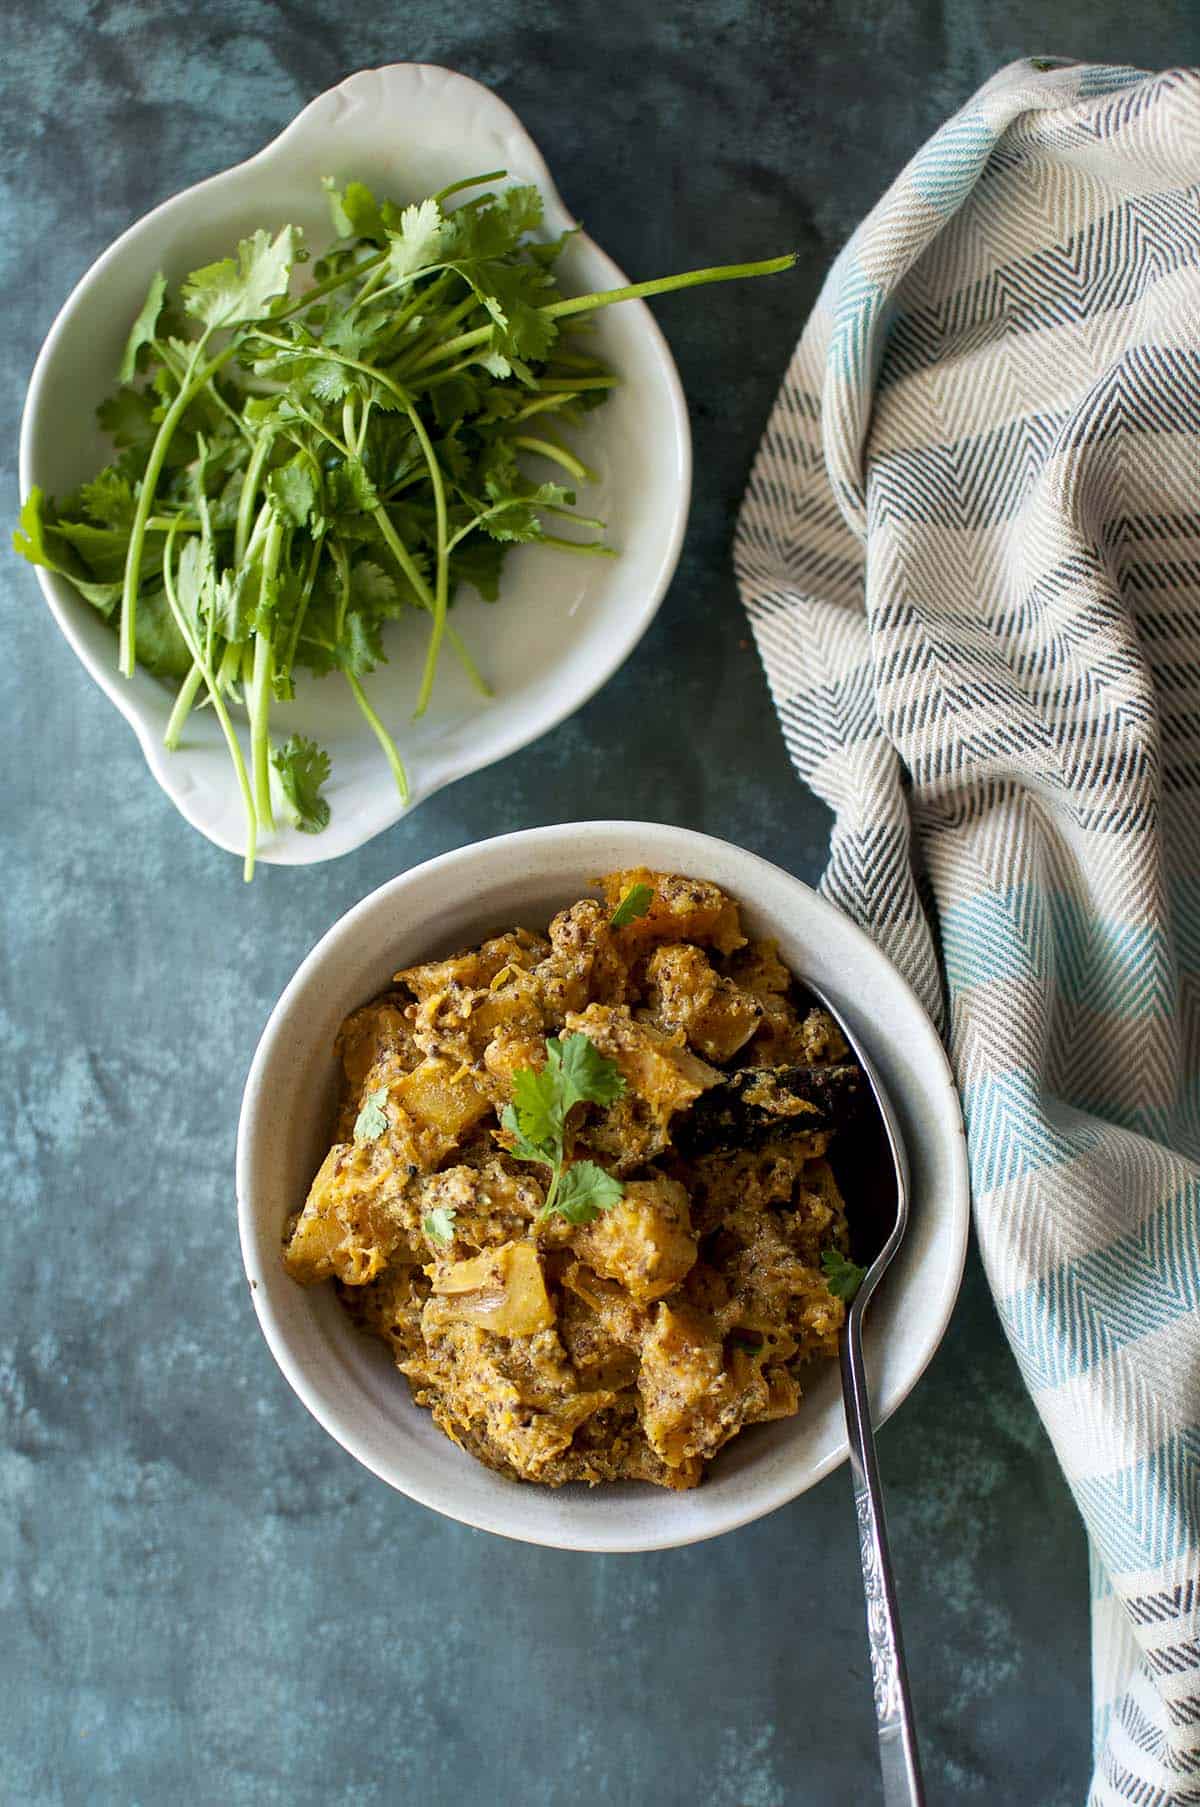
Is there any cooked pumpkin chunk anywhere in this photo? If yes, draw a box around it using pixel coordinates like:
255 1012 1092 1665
639 1299 781 1466
645 943 762 1062
415 1162 542 1255
570 1177 697 1303
343 1262 430 1360
724 938 792 995
535 899 632 1018
395 929 546 1003
600 868 746 955
336 997 421 1094
638 1300 726 1466
565 1001 719 1170
283 1142 413 1286
391 1056 490 1149
428 1240 555 1336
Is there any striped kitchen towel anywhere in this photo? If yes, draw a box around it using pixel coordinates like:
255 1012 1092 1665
735 59 1200 1807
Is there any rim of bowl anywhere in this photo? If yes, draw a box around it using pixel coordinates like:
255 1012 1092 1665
18 63 693 864
236 822 970 1550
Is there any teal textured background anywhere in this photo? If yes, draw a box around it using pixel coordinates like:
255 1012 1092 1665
5 5 1196 1802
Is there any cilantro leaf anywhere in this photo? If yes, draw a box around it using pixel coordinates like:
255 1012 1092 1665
821 1248 867 1303
553 1161 625 1225
96 384 159 451
348 559 410 617
498 1103 555 1167
183 225 302 329
271 735 331 834
354 1086 389 1142
323 176 387 244
547 1033 626 1112
508 1064 563 1151
423 1204 458 1245
12 488 124 614
118 270 167 381
502 1033 625 1224
384 198 450 283
78 467 137 529
609 883 655 928
266 456 321 531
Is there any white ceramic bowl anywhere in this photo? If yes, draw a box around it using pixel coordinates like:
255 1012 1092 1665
237 822 969 1551
19 66 691 865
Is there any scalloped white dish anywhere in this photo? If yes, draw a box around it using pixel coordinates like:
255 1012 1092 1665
18 66 692 865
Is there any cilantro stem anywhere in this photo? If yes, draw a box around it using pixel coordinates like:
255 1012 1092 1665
250 631 275 831
545 350 608 371
217 640 243 697
344 670 409 805
538 1167 563 1222
535 376 618 392
372 272 454 353
360 505 488 691
511 435 597 484
542 254 798 319
118 337 236 676
406 404 449 720
249 511 284 831
160 524 256 880
274 250 389 322
506 394 576 424
153 338 252 446
235 429 276 564
278 532 325 678
164 664 205 749
433 168 507 204
445 626 492 697
406 253 797 375
285 401 350 458
241 330 464 717
370 505 434 609
541 535 618 557
539 502 607 529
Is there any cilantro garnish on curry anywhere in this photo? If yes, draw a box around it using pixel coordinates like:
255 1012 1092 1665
283 870 866 1490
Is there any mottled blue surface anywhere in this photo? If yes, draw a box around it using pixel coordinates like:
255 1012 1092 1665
4 5 1195 1803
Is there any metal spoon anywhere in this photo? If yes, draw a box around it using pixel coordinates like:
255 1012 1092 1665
805 977 926 1807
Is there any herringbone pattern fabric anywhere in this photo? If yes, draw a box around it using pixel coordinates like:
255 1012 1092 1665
735 59 1200 1806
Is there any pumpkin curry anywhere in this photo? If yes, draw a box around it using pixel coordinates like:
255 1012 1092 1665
283 870 863 1490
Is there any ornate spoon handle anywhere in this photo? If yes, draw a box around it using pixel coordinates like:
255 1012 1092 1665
840 1305 926 1807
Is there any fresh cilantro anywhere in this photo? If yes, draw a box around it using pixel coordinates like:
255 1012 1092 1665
323 176 387 244
383 197 451 283
15 171 793 880
118 270 167 382
271 735 331 834
822 1248 867 1303
78 468 137 529
423 1204 458 1245
501 1032 627 1224
609 883 655 928
553 1160 624 1224
353 1086 390 1142
182 226 301 329
265 456 322 532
